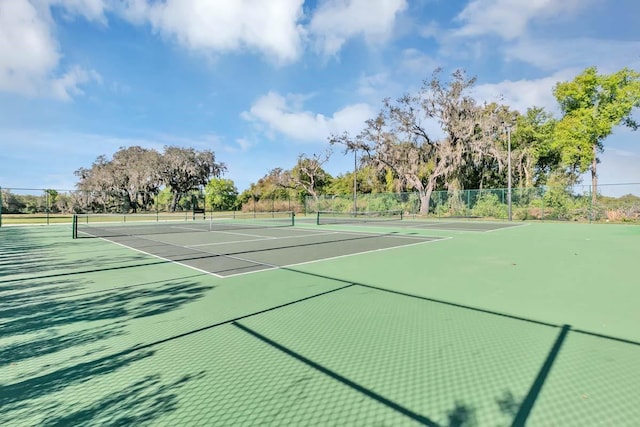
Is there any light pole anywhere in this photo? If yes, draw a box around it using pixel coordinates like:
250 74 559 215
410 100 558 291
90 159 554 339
503 122 513 221
353 149 357 214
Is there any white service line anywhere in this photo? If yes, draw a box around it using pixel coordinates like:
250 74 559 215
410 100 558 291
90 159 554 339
93 232 280 278
310 226 444 240
169 225 277 239
186 231 342 248
207 229 278 239
89 236 225 278
170 226 209 232
225 236 452 279
482 222 530 232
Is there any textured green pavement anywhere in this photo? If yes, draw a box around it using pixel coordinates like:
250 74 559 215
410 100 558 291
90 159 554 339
1 222 639 426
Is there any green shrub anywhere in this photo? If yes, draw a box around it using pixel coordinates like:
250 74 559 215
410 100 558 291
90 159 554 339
471 193 507 219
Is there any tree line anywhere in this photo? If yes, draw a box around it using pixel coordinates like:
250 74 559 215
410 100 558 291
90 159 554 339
3 66 637 217
242 66 640 215
74 146 225 212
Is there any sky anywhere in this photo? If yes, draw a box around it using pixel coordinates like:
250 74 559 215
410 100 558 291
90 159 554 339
1 0 639 196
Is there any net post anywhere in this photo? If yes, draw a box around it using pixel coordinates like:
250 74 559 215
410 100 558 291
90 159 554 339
400 210 403 220
316 211 321 226
291 211 295 226
72 214 77 239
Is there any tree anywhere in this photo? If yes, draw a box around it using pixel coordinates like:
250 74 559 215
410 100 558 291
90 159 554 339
44 189 58 213
238 168 297 211
332 69 503 214
553 67 640 202
75 147 163 212
1 189 26 213
205 178 238 211
160 146 226 212
290 150 332 201
511 107 558 187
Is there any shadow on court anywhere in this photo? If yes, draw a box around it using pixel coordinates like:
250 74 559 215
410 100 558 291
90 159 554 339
0 227 217 425
2 225 639 426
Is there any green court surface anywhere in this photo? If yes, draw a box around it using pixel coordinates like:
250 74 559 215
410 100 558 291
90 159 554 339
1 219 639 426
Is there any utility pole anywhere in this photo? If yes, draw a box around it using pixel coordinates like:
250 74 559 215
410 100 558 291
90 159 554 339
503 123 513 221
353 149 357 214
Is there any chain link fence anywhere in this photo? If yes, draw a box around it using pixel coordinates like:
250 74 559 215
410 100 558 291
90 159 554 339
3 184 639 226
306 183 640 223
0 188 206 226
0 187 307 226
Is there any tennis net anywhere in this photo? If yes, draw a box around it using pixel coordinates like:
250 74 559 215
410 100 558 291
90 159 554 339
72 211 295 238
316 210 403 225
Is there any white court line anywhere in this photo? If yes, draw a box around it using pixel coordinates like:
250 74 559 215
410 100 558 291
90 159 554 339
300 225 443 240
169 225 277 239
83 227 451 280
225 236 452 279
206 229 278 239
186 232 341 248
386 221 529 233
83 231 280 278
82 234 225 278
170 225 209 232
483 222 530 232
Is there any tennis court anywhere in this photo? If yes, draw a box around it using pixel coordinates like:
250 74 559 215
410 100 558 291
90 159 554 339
1 216 639 426
72 212 443 277
311 210 526 232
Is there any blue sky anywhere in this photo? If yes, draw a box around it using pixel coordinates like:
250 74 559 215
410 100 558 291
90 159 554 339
1 0 639 195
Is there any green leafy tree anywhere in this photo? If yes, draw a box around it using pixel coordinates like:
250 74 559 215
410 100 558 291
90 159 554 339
205 178 238 211
238 168 297 211
511 107 558 187
160 146 226 212
553 67 640 202
44 189 59 213
325 173 353 195
1 190 26 213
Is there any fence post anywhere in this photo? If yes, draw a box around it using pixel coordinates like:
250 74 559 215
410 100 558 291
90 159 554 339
589 187 593 224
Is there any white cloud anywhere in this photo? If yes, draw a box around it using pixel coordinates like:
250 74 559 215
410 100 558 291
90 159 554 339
453 0 591 40
51 66 102 100
121 0 305 64
242 91 374 142
0 0 102 99
48 0 109 23
357 72 389 96
505 38 640 72
0 0 59 96
309 0 407 56
235 138 253 152
419 20 440 39
399 48 440 75
472 70 578 113
597 149 640 195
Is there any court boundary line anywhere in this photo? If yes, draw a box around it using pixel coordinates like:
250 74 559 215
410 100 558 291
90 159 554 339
82 228 448 279
78 230 288 278
170 225 277 239
483 222 530 233
310 220 529 233
225 236 451 279
295 225 450 240
390 222 527 233
186 231 342 248
88 235 226 278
